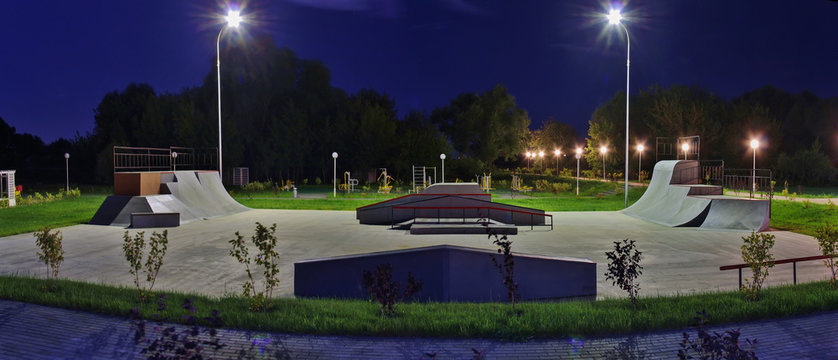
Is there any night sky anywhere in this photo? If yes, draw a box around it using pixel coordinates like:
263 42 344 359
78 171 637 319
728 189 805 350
2 0 836 143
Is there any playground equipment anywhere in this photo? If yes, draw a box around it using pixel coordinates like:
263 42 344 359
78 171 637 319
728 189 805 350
411 166 437 193
377 168 394 194
280 180 295 192
1 170 16 207
511 175 532 192
476 173 492 192
339 171 359 193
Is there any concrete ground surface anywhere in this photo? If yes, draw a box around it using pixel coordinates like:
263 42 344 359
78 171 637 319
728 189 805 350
0 209 831 299
2 299 836 359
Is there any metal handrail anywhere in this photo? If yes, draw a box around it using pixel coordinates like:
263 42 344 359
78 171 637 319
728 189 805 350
720 254 833 288
390 205 553 231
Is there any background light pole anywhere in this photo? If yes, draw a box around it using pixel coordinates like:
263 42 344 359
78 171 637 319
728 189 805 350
637 144 644 182
525 151 531 169
600 146 608 180
64 153 70 192
750 139 759 195
172 151 178 171
682 143 689 160
554 149 561 174
607 8 631 208
440 153 446 182
332 152 338 197
575 148 582 196
217 9 242 182
538 150 545 172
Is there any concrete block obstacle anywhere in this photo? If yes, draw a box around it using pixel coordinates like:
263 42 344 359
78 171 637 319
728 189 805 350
89 170 248 227
356 183 550 233
294 244 596 302
623 160 770 231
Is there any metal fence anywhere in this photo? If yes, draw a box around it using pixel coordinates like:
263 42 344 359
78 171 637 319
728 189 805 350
113 146 218 173
723 168 773 200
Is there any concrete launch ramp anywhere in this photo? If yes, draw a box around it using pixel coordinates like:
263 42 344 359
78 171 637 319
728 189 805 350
90 171 248 227
623 160 769 232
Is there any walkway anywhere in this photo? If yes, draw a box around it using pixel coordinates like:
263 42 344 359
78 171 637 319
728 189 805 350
1 299 836 359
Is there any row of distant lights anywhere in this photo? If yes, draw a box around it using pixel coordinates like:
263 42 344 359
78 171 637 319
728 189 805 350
525 140 760 158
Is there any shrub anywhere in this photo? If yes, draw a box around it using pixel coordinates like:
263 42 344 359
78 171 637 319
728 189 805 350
604 239 643 309
551 182 572 194
489 231 519 312
559 168 573 177
33 227 64 282
362 264 423 318
816 222 838 288
740 231 775 301
534 179 550 192
131 294 225 358
122 230 169 302
678 310 757 360
229 222 281 312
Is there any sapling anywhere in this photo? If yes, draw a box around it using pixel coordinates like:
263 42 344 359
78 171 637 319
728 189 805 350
740 231 775 301
489 231 520 312
229 222 281 312
604 239 643 309
362 263 422 318
816 222 838 288
122 230 168 302
34 226 64 283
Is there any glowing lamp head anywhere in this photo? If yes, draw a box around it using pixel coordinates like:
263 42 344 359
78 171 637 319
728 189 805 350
440 153 446 160
225 10 242 28
171 151 178 159
576 148 582 155
64 153 70 159
607 8 623 25
600 146 607 154
637 144 644 152
750 140 759 149
681 143 689 151
554 149 560 156
332 152 338 159
539 150 545 158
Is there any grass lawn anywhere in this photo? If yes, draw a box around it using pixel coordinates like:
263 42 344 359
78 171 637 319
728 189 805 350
2 275 838 339
496 187 646 211
0 196 106 237
770 200 838 237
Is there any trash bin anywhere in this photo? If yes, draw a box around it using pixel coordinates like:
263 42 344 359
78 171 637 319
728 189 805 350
293 187 298 198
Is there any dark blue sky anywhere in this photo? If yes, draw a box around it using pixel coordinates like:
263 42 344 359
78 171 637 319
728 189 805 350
2 0 836 143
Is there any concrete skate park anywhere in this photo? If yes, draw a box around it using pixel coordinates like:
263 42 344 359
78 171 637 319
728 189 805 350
0 159 830 300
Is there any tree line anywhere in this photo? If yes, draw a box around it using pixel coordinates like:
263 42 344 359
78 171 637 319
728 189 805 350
1 33 835 187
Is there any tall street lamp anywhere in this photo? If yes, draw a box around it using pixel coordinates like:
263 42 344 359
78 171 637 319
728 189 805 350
64 153 70 192
681 143 689 160
575 148 583 196
440 153 446 182
172 151 178 171
636 144 644 182
600 146 608 180
606 8 631 208
525 151 532 169
217 9 243 182
332 152 338 198
538 150 545 172
554 149 561 175
750 139 759 195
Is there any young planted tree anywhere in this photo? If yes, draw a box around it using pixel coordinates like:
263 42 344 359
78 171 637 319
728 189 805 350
362 264 423 318
740 231 775 301
33 227 64 283
604 239 643 309
229 222 281 312
489 231 520 312
816 222 838 288
122 230 168 302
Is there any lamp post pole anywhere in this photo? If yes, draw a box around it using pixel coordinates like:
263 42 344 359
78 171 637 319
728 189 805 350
440 154 446 182
554 149 560 175
750 140 759 196
575 148 582 196
606 8 631 208
64 153 70 192
172 151 178 171
216 10 242 182
332 152 338 198
637 145 644 182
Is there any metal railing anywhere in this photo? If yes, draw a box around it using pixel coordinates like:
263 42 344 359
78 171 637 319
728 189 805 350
113 146 218 173
390 205 553 230
723 168 773 200
700 160 724 186
720 255 833 288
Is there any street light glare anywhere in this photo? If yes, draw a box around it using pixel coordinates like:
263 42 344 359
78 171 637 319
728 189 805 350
539 150 545 158
554 149 560 156
607 8 623 25
600 146 607 153
681 143 689 151
226 10 242 28
750 139 760 149
637 144 644 152
576 148 582 155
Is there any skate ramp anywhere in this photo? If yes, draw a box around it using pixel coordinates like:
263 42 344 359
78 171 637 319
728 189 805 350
623 160 770 231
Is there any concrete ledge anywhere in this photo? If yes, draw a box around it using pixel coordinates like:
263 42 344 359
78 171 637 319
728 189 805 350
294 245 596 302
130 212 180 228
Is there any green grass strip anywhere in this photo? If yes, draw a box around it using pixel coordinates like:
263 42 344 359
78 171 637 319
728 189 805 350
2 275 838 339
770 200 838 237
0 196 105 237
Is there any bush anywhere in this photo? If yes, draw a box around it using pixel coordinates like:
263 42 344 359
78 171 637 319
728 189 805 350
122 230 169 302
816 222 838 288
605 239 643 309
362 264 423 318
34 227 64 282
489 231 520 312
229 222 281 312
775 140 837 186
740 231 775 301
678 310 757 360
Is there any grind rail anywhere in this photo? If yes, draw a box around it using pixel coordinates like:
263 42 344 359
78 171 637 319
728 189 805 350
720 254 834 288
390 205 553 230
